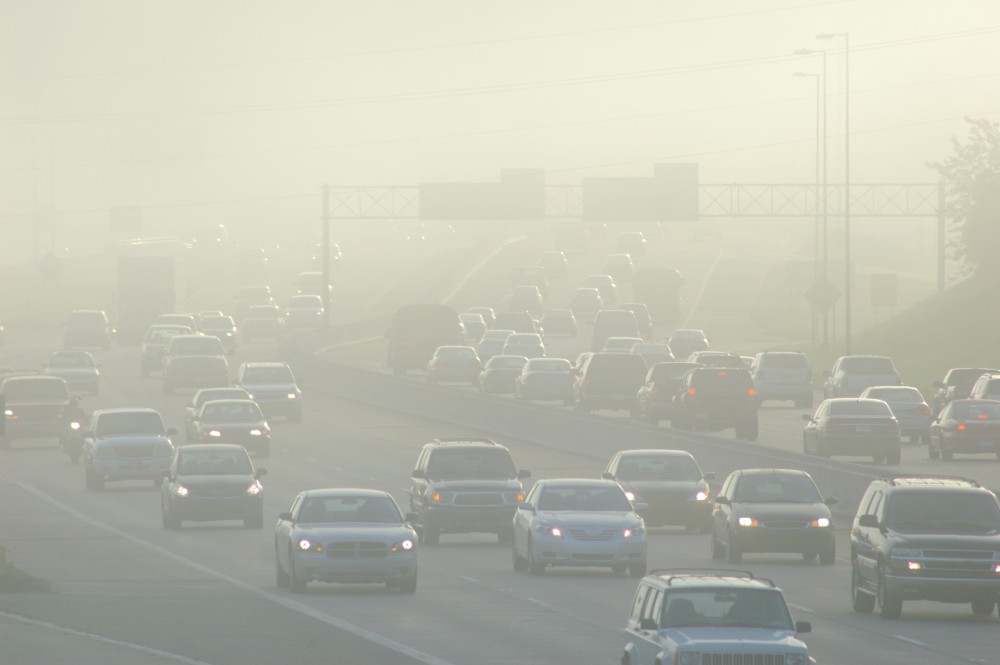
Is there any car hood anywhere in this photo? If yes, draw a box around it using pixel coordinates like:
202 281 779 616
240 382 297 392
664 626 806 649
888 531 1000 545
731 502 831 520
93 433 170 446
430 479 522 491
620 480 705 499
176 474 256 489
45 368 98 377
536 511 641 527
294 523 416 542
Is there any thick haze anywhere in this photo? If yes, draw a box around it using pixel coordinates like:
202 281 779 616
2 0 999 250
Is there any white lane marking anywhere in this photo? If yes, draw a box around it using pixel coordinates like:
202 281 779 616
787 604 813 613
0 610 216 665
525 597 551 607
461 576 477 583
893 635 928 647
3 477 456 665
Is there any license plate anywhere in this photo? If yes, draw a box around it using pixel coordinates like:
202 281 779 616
856 425 871 433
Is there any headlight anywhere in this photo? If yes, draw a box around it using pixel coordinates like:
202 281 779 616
504 492 525 504
174 485 189 497
246 483 262 496
69 422 82 431
694 491 709 501
4 409 12 417
623 526 644 539
249 429 263 436
737 517 759 527
785 655 807 665
624 491 636 501
678 653 701 665
208 430 221 438
537 525 562 537
287 392 298 399
390 539 415 553
246 393 254 399
297 539 322 553
431 492 453 504
810 517 830 528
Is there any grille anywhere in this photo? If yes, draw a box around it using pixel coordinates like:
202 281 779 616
571 553 614 561
761 520 807 529
188 489 245 499
923 549 997 559
700 654 787 665
10 405 64 422
568 528 617 541
115 446 155 459
326 542 387 559
920 560 997 575
454 493 504 506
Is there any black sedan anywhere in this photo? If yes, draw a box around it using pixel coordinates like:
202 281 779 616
161 444 266 529
190 399 271 457
634 361 702 423
478 355 528 394
802 398 901 464
710 468 837 564
602 449 714 531
929 399 1000 460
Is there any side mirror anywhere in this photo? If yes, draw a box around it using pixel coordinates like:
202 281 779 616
795 621 811 634
278 511 293 522
703 471 716 480
404 511 419 524
518 469 532 479
824 497 838 506
858 514 879 528
411 469 427 479
256 467 268 477
518 501 534 512
639 618 658 631
714 497 730 506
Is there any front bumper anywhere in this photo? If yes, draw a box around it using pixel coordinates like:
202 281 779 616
533 534 646 568
426 504 517 533
294 552 417 585
886 572 1000 602
731 526 834 554
170 494 262 521
91 456 172 481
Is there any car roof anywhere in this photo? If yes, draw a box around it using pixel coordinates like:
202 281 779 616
875 475 982 489
241 361 290 369
200 399 259 407
646 570 777 590
93 407 161 416
824 397 888 404
736 468 811 478
426 437 501 447
177 443 248 454
301 488 393 499
617 449 694 459
536 478 620 488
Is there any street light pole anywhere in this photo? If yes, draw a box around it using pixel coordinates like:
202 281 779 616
818 31 850 353
793 71 820 347
794 48 829 347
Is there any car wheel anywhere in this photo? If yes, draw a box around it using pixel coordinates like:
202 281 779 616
422 525 440 546
512 543 528 572
851 562 875 612
886 446 901 465
710 530 725 560
275 546 290 588
928 437 940 460
528 539 545 575
873 454 885 464
398 573 417 594
162 506 181 530
289 553 307 593
725 532 742 563
820 545 836 565
971 598 996 616
629 563 646 577
611 564 627 576
803 435 812 455
877 564 902 619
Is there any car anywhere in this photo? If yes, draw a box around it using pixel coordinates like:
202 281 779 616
969 373 1000 401
621 570 813 665
823 355 901 398
426 345 482 384
234 362 302 422
539 309 577 337
602 336 644 353
141 324 193 376
43 350 100 395
184 387 252 441
616 231 647 255
386 304 465 376
309 243 343 272
235 247 269 277
859 385 932 444
190 399 271 457
710 468 837 564
931 367 1000 414
476 329 514 362
750 351 814 408
292 271 333 298
569 287 603 321
283 294 325 332
64 309 113 350
802 398 901 464
163 355 229 395
409 438 530 545
582 274 618 304
539 250 570 277
0 374 74 450
667 329 709 360
635 361 703 423
512 478 647 576
602 253 635 283
82 408 176 491
234 285 276 321
514 357 575 403
602 449 714 531
162 334 227 369
672 367 759 441
928 399 1000 460
591 309 639 352
620 303 652 338
850 475 1000 619
154 313 199 333
511 265 549 300
630 342 674 367
241 305 285 342
275 488 418 593
161 443 266 529
687 351 745 368
200 315 238 351
492 311 540 335
502 333 545 359
459 313 488 345
464 306 496 328
508 285 544 317
575 352 649 414
478 355 528 394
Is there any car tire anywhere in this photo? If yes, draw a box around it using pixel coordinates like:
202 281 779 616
398 573 417 594
971 598 996 616
877 564 902 619
803 434 813 456
528 539 545 575
163 510 181 530
275 547 290 588
851 562 875 612
629 563 646 577
710 530 725 560
512 544 528 572
928 437 940 460
886 446 901 465
802 551 818 562
820 546 836 565
289 554 307 594
725 532 742 563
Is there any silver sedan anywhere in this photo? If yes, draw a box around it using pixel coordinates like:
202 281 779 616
275 488 419 593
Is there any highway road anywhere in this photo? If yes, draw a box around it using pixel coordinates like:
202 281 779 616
2 226 998 665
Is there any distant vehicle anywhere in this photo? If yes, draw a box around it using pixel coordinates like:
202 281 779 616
928 399 1000 460
241 305 284 342
515 357 575 403
293 271 333 298
163 334 226 366
602 336 644 353
620 302 652 338
387 304 464 376
602 253 634 283
631 342 674 367
575 352 648 414
234 285 276 321
802 398 901 464
539 250 569 277
276 489 418 593
569 287 603 321
426 346 482 385
478 355 528 395
751 351 813 408
459 313 487 345
502 333 545 359
968 373 1000 401
591 309 639 352
602 449 714 531
476 329 514 362
154 313 199 332
200 315 238 351
464 306 496 328
632 267 682 321
82 408 175 491
64 309 113 350
508 285 544 317
616 231 647 255
184 387 252 441
672 367 758 441
0 375 74 450
492 311 540 335
667 328 709 360
582 274 618 304
141 325 193 376
309 242 343 271
711 468 836 564
539 309 577 337
44 351 100 395
931 367 999 414
162 355 229 395
161 444 266 529
859 385 932 445
234 362 302 422
687 351 745 368
634 362 703 423
284 294 325 332
511 265 549 299
823 355 901 398
189 399 270 457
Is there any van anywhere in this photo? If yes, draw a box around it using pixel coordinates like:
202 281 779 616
575 352 648 413
751 351 813 407
591 309 639 352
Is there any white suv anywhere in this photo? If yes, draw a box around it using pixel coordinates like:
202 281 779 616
751 351 814 408
621 570 814 665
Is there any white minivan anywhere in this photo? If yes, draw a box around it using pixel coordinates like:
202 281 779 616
751 351 813 408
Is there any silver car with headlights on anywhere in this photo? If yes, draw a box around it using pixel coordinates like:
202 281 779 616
512 478 647 576
161 444 266 529
275 489 418 594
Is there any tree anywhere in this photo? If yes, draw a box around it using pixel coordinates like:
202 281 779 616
929 117 1000 279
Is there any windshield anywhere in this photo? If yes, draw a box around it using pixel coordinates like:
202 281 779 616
200 401 263 423
145 327 188 342
840 356 895 373
829 401 893 417
617 455 701 481
2 378 69 400
68 312 105 325
194 389 249 408
537 486 631 511
886 492 1000 532
177 449 253 476
297 495 402 524
426 448 517 480
486 356 527 370
242 366 294 383
864 387 922 402
527 359 571 372
170 338 223 355
661 589 793 630
49 353 95 368
670 330 705 342
952 402 1000 419
761 353 809 368
201 317 234 330
95 412 165 436
733 474 822 503
247 307 280 319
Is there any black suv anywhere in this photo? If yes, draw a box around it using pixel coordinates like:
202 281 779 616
931 367 999 414
671 367 758 440
409 439 530 545
850 475 1000 619
0 374 74 450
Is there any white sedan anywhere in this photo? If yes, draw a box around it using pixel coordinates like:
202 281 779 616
275 489 418 593
512 478 647 576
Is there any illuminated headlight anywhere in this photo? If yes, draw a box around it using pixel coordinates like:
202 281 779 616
208 430 222 438
737 517 759 527
287 393 298 400
907 561 923 571
431 492 453 504
249 429 263 436
504 492 525 504
624 491 636 502
297 539 313 551
694 491 709 501
246 483 262 496
678 653 701 665
246 393 254 399
390 539 415 553
810 517 830 528
174 485 189 497
785 655 808 665
623 526 644 539
538 525 562 537
993 564 1000 574
4 409 13 417
69 422 82 431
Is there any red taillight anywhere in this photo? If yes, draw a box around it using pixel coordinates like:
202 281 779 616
978 414 989 419
717 371 727 376
912 407 931 416
584 378 591 386
957 424 967 431
748 388 756 397
688 388 696 395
